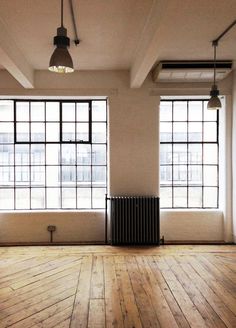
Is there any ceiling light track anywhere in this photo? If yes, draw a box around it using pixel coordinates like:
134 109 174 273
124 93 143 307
208 20 236 110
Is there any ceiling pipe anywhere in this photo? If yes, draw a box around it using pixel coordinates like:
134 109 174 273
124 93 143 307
69 0 80 46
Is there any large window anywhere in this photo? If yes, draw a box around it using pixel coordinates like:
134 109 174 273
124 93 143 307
160 99 219 209
0 99 107 210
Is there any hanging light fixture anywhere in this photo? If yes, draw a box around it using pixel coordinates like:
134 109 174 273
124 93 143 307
49 0 74 73
207 41 222 110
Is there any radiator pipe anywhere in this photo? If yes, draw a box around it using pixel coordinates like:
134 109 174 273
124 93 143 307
105 194 108 244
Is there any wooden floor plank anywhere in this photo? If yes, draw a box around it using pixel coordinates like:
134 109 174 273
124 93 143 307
153 255 208 328
103 256 124 328
70 255 93 328
164 255 226 328
0 245 235 328
115 259 143 328
146 256 190 328
126 256 161 327
187 255 236 315
176 255 236 328
88 299 105 328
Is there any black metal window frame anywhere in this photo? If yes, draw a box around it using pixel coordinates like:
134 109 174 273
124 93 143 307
0 98 107 210
160 98 219 209
14 99 92 144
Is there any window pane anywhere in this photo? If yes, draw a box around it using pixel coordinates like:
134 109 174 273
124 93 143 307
0 167 14 186
92 166 106 187
0 189 14 209
15 166 30 186
92 188 105 208
160 187 172 208
188 187 202 207
203 101 217 121
0 145 14 165
46 144 60 165
204 122 217 142
61 144 76 164
173 165 187 185
31 166 45 186
77 102 89 121
46 166 60 186
188 165 202 185
16 188 30 209
31 144 45 165
188 144 202 164
62 166 76 186
46 102 59 121
46 122 59 142
160 122 172 142
77 166 91 187
160 101 172 121
0 123 14 143
173 101 187 121
173 122 187 141
15 144 29 165
204 166 218 186
76 123 89 142
173 144 187 164
46 188 60 208
62 123 75 142
203 187 218 207
173 187 187 207
160 166 172 185
160 144 172 164
92 145 106 165
92 123 106 143
31 188 45 209
62 188 76 208
16 123 29 142
31 123 45 142
92 101 106 121
77 144 91 165
188 101 202 121
31 102 45 121
16 102 29 121
77 188 91 208
0 100 14 121
62 103 75 121
204 144 217 164
188 122 202 141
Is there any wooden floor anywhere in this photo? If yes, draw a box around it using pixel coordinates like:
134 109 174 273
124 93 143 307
0 245 235 328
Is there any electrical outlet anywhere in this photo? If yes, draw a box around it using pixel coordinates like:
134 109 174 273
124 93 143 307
47 225 56 232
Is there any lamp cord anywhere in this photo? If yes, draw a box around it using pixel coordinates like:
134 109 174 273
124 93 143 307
61 0 64 27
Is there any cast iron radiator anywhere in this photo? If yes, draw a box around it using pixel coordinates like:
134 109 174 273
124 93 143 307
110 196 160 245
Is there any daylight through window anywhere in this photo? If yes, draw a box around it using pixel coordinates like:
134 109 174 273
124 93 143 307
160 99 219 209
0 99 107 210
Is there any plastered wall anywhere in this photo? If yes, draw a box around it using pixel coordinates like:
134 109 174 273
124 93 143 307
0 69 232 243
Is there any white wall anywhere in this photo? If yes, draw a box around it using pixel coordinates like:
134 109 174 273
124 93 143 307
0 69 233 243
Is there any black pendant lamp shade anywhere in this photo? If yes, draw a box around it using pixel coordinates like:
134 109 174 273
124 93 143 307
207 42 221 110
49 0 74 73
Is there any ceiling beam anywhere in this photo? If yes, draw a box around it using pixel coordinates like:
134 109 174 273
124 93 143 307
130 0 177 88
0 17 34 88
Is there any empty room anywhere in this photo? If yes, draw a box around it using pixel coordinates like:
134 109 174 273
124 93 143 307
0 0 235 327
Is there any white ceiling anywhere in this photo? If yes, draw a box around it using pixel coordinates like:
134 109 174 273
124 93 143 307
0 0 236 87
0 0 153 70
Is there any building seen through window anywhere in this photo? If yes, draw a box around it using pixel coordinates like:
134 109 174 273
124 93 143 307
0 99 107 210
160 99 219 208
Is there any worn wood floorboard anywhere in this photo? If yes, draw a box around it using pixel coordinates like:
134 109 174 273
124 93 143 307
0 245 235 327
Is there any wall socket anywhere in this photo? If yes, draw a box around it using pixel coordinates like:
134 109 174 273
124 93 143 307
47 225 56 232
